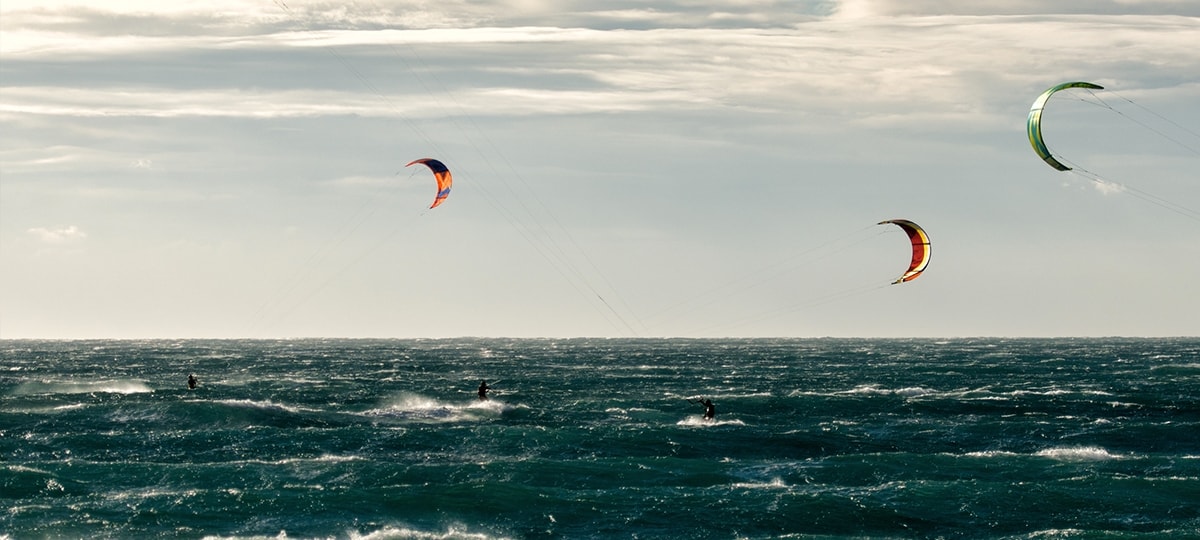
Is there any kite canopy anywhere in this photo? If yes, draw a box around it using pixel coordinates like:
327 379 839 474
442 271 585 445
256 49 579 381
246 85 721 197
406 158 453 209
1027 82 1104 172
878 219 931 284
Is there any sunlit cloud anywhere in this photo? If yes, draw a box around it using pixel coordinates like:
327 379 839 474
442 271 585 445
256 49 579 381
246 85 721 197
27 225 87 244
5 16 1195 127
0 87 397 119
1091 178 1128 195
833 0 1200 16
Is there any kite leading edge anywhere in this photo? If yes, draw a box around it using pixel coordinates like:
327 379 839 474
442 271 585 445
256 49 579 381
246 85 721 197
406 158 453 209
879 219 931 284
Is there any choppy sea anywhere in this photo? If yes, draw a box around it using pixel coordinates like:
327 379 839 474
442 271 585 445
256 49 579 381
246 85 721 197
2 338 1198 539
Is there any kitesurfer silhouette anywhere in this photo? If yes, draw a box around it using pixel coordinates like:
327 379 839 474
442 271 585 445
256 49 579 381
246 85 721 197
187 374 198 390
478 380 490 400
688 398 715 421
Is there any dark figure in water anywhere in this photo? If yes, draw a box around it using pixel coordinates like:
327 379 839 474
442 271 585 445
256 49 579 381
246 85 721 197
477 380 490 400
689 398 715 421
187 374 198 390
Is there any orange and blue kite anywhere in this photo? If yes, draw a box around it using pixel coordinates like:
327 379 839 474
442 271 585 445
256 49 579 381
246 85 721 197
406 158 453 209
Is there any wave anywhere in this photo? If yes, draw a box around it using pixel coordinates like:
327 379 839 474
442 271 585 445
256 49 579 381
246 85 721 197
809 385 943 398
174 398 353 430
1017 528 1199 539
788 385 944 398
1034 446 1124 461
1151 363 1200 373
212 399 315 415
5 464 53 475
676 416 746 427
955 447 1127 461
350 525 503 540
1012 389 1114 397
222 454 364 467
791 385 1120 402
362 393 517 423
1020 529 1088 539
198 524 504 540
11 379 152 395
3 403 89 414
731 477 788 490
962 450 1021 459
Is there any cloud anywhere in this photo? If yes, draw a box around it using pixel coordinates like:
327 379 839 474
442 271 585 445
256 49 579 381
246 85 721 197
5 16 1197 128
2 0 1195 49
27 225 88 243
833 0 1200 16
1091 179 1127 195
0 87 397 118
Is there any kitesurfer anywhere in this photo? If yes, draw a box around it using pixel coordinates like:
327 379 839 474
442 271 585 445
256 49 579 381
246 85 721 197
689 398 715 421
187 374 198 390
477 380 490 400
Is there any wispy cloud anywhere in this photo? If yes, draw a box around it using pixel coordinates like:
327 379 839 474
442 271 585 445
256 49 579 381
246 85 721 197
4 17 1196 126
834 0 1200 17
0 87 389 118
27 225 87 243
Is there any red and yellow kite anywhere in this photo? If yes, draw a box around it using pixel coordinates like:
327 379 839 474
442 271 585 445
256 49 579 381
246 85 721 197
878 219 931 284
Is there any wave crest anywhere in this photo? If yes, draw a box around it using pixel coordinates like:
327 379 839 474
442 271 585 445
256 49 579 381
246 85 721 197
1035 446 1122 461
13 380 152 395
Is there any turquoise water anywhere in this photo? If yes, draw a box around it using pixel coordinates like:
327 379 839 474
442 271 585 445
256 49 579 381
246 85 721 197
3 338 1199 539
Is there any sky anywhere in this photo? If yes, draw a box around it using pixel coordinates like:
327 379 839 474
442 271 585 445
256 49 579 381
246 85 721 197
1 0 1198 339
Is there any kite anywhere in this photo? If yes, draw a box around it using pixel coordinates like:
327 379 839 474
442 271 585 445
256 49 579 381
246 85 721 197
878 219 931 284
1026 81 1104 171
406 158 453 209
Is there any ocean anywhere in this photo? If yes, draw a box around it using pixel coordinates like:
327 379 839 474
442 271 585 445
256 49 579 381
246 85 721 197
2 338 1198 539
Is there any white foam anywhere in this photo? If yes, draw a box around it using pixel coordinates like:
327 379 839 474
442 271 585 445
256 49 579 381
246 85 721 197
13 379 152 395
962 450 1019 458
214 399 308 415
1035 446 1123 461
1152 363 1200 371
464 399 512 414
894 386 935 397
835 385 937 397
6 464 52 475
1024 529 1086 538
349 525 506 540
732 477 787 490
840 385 888 395
364 393 515 422
677 416 745 427
229 454 364 467
5 403 89 414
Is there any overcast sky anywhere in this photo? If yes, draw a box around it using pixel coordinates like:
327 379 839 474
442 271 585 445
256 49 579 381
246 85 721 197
2 1 1198 339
